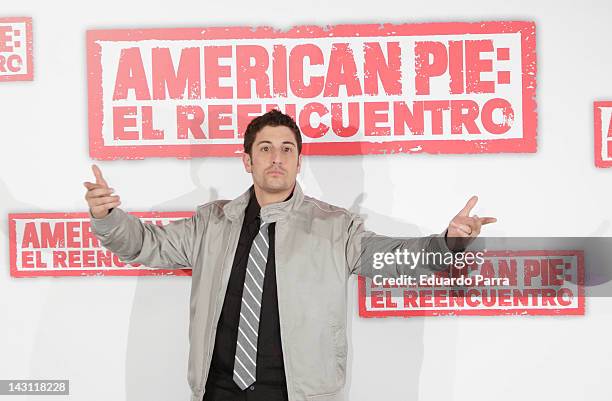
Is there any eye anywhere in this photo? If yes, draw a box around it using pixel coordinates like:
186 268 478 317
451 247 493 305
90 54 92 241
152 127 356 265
283 147 292 153
261 146 270 152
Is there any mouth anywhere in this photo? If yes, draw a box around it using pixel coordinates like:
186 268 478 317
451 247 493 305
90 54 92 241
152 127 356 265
267 170 285 176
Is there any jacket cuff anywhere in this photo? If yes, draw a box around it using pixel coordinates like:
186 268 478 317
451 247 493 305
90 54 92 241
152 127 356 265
90 207 125 235
429 229 453 254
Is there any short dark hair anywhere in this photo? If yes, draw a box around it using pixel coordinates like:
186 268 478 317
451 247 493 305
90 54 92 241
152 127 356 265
243 109 302 156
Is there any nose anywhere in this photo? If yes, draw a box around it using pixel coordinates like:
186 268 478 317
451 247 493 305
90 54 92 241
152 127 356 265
271 148 283 165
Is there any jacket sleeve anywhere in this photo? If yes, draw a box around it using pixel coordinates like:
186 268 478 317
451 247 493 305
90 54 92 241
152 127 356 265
89 207 199 268
345 212 453 278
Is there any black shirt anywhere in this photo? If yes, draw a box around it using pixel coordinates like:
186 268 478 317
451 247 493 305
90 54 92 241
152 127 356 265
203 188 288 401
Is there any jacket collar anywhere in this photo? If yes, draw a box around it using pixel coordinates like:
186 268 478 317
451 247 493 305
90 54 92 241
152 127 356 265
223 181 304 223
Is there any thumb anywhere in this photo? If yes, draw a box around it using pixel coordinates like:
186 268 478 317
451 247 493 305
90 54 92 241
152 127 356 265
92 164 108 188
458 195 478 217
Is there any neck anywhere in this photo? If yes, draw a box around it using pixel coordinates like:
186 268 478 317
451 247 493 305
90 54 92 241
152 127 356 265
253 183 295 207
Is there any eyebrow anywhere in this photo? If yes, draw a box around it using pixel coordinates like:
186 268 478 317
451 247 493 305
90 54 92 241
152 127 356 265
256 141 296 146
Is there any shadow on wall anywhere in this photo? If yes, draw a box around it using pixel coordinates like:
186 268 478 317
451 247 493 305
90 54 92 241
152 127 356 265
305 152 438 401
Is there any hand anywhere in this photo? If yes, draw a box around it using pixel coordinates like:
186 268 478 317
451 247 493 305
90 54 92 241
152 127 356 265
445 195 496 252
83 164 121 219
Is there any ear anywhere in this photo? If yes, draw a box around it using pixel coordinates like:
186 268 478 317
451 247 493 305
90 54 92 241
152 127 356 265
297 154 302 174
242 153 252 173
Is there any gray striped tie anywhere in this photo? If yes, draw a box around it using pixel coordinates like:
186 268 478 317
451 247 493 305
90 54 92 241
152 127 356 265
233 221 270 390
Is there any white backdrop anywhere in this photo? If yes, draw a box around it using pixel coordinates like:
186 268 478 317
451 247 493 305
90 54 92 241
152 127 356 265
1 0 611 400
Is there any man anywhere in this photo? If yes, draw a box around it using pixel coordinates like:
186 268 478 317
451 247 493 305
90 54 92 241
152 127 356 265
84 110 495 401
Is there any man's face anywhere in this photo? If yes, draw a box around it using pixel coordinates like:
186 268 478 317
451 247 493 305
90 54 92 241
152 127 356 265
242 125 302 195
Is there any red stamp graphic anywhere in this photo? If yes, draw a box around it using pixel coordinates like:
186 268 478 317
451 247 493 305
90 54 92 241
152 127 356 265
87 21 537 159
0 17 33 81
9 212 193 277
594 101 612 168
359 250 584 317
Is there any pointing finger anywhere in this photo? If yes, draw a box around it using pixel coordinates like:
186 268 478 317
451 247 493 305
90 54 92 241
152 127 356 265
458 195 478 217
479 217 497 225
92 164 108 188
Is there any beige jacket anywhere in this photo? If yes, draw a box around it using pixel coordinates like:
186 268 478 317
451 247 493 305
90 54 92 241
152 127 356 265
90 182 452 401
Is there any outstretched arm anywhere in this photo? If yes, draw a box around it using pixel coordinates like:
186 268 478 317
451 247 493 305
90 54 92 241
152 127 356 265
346 196 496 278
84 164 198 268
